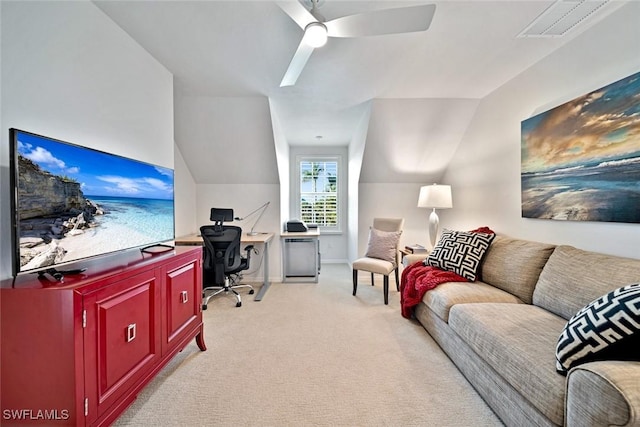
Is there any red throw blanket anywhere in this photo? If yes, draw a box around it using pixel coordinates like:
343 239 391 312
400 226 495 319
400 263 466 318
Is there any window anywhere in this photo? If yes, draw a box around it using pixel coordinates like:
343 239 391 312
299 159 339 229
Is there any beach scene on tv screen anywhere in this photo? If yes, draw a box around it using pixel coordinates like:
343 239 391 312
15 131 174 273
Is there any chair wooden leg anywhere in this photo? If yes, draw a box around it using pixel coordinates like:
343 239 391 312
383 275 389 305
395 267 400 291
371 272 375 286
352 269 358 296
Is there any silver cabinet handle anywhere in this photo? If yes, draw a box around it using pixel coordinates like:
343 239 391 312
180 290 189 304
126 323 136 343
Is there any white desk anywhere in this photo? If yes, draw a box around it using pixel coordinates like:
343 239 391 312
175 232 274 301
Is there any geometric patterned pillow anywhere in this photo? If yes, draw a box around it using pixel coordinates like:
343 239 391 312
424 229 495 281
364 227 402 264
555 283 640 374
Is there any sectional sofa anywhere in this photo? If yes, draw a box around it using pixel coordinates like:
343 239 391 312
407 234 640 426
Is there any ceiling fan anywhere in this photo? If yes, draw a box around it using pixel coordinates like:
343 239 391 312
277 0 436 87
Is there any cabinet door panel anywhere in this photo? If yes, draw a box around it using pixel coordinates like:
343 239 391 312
99 284 155 391
84 269 161 420
164 257 201 352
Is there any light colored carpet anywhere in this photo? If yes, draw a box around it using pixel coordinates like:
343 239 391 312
113 264 502 426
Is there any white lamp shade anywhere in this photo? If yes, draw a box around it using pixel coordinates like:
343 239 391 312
417 184 453 209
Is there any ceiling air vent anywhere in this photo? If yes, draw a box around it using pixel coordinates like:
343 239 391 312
518 0 609 38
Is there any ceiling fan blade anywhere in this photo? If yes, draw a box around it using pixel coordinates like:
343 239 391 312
277 1 317 30
325 4 436 38
280 40 315 87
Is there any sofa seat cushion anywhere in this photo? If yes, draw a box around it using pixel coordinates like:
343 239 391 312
422 281 523 323
449 303 567 425
353 257 395 275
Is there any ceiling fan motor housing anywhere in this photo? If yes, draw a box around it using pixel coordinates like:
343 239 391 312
304 21 328 47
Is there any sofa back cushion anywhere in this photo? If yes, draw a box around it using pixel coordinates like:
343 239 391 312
478 235 556 304
533 245 640 320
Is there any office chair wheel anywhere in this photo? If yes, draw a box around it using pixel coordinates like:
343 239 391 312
202 304 208 310
236 301 242 307
249 289 255 295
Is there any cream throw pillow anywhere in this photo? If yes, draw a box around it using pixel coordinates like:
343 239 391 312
365 227 402 264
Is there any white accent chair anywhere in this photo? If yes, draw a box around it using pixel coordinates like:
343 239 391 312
352 218 404 304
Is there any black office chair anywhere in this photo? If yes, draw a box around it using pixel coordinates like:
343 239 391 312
200 208 254 309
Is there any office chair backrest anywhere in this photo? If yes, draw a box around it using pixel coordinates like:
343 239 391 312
210 208 234 223
200 225 243 286
210 207 234 232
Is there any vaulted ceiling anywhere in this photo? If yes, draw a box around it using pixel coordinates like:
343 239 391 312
93 0 627 182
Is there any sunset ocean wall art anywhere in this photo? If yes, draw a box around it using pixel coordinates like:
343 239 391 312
521 71 640 223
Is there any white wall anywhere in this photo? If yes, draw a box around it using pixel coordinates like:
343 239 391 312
0 1 174 279
175 95 282 280
348 103 371 262
360 98 479 184
441 2 640 259
358 183 429 259
174 95 279 185
353 99 479 261
269 99 291 232
174 144 197 237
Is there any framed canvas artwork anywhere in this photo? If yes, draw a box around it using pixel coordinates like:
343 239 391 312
521 71 640 223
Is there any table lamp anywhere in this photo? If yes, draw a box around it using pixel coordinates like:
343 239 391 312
417 184 452 248
234 201 270 236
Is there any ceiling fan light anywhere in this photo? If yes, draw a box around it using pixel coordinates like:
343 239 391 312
303 22 328 48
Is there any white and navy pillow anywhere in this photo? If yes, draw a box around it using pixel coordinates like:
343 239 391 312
556 283 640 374
424 229 495 281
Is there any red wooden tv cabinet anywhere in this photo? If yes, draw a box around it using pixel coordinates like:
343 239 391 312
1 246 206 426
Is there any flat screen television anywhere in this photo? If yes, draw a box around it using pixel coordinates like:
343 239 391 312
9 128 175 278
